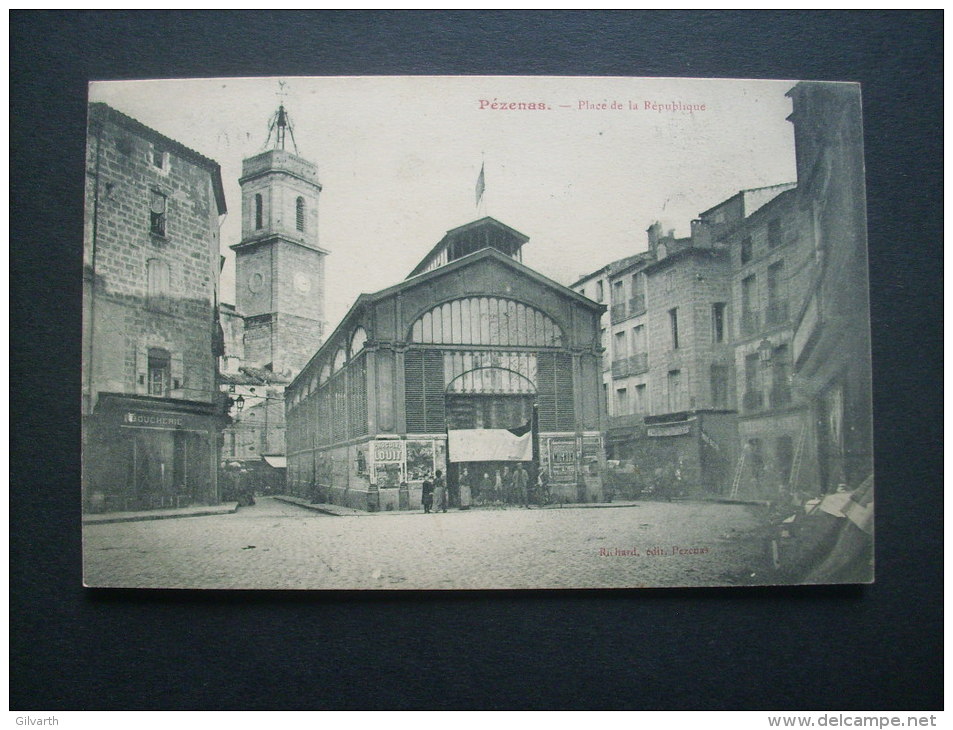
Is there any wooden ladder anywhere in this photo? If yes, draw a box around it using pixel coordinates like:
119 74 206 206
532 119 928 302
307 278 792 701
729 443 748 499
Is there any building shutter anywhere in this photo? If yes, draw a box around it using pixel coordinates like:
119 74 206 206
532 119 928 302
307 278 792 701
348 354 368 438
555 353 575 431
170 352 184 398
135 343 149 395
423 351 445 431
537 352 575 432
317 389 330 446
404 350 425 433
404 349 445 433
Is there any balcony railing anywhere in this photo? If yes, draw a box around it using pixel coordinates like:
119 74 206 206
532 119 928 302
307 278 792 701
765 300 790 327
610 303 627 324
612 353 649 379
742 390 764 412
740 309 761 337
629 352 649 375
611 358 629 379
628 295 646 317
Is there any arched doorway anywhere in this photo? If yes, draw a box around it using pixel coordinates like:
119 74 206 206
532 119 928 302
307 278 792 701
445 366 536 505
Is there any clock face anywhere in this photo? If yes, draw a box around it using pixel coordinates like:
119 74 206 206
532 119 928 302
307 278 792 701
294 272 312 294
247 272 264 294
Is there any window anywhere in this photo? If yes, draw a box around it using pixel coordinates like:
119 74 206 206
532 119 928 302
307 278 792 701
148 348 171 397
667 370 682 412
740 236 753 264
669 308 679 350
596 280 604 303
744 352 762 410
612 280 624 305
634 384 647 414
712 302 726 343
768 218 782 248
775 435 794 483
614 330 627 359
710 364 729 408
767 261 787 325
772 344 792 407
147 259 170 299
151 147 166 170
631 325 646 355
616 388 629 415
741 275 757 335
296 196 305 232
255 193 263 230
150 190 167 236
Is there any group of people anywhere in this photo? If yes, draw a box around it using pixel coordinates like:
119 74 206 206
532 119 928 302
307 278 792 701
420 464 556 512
421 470 447 514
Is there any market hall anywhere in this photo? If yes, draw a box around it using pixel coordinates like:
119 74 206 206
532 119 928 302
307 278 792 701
285 217 607 511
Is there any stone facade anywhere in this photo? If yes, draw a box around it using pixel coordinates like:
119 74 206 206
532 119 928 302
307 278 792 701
82 103 227 512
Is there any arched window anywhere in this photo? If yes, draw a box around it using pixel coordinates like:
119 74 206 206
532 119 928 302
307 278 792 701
254 193 263 230
409 297 563 347
350 327 368 357
333 346 347 373
296 196 305 232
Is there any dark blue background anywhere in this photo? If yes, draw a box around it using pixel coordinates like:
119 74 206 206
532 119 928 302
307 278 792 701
10 11 942 710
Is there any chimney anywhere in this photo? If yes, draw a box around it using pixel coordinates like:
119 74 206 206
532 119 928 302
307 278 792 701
647 221 661 248
691 218 712 248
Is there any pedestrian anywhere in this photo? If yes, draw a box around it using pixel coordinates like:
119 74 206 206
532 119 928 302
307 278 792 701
494 469 504 507
433 469 448 513
514 463 530 508
459 467 472 510
479 472 492 506
422 476 434 514
537 468 549 506
502 466 511 505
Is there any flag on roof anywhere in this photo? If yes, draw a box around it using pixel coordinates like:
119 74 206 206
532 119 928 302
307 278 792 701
475 163 485 206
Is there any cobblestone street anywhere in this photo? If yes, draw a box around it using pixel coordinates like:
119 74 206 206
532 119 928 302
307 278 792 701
83 497 769 590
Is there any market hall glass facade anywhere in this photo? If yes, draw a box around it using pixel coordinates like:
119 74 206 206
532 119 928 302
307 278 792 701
285 218 606 511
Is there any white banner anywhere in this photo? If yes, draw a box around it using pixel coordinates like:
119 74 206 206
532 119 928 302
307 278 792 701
447 428 532 463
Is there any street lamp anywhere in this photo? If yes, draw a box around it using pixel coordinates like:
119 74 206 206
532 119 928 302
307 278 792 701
234 394 245 412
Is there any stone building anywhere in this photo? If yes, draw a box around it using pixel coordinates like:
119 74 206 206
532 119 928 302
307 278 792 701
580 220 737 497
705 184 816 500
82 103 228 512
788 82 872 496
286 217 606 511
218 106 328 493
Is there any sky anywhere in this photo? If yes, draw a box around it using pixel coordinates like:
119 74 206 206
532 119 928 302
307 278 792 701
89 76 798 331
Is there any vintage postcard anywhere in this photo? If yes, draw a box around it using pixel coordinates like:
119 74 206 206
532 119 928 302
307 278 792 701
81 76 873 590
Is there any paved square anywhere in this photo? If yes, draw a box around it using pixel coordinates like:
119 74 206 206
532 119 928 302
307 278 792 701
82 497 768 590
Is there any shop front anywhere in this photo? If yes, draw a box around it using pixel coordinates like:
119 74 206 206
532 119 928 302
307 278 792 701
84 393 223 513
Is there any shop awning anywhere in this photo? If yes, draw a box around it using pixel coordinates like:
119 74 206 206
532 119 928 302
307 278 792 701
262 455 287 469
447 428 532 463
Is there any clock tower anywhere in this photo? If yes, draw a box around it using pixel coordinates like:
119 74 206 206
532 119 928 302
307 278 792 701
231 104 327 379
